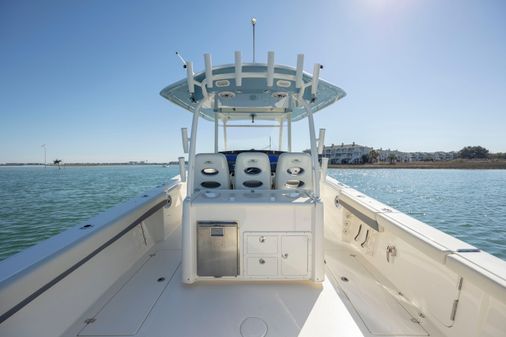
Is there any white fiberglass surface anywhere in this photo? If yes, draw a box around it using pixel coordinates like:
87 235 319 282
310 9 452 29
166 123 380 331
73 262 365 337
160 64 346 122
325 249 429 336
65 228 447 337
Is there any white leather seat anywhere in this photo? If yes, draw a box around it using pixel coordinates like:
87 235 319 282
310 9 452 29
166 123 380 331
234 152 271 190
194 153 230 191
275 153 313 190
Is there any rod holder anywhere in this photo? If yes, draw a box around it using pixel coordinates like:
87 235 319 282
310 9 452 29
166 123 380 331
321 157 329 181
317 128 326 154
267 51 275 87
235 51 242 87
295 54 304 89
186 61 195 94
204 53 213 88
311 63 321 97
181 127 189 153
178 157 187 182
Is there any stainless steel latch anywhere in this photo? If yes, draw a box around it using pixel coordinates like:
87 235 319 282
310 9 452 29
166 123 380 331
386 245 397 262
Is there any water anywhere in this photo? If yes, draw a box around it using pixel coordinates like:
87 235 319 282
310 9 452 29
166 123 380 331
0 166 505 262
0 165 179 261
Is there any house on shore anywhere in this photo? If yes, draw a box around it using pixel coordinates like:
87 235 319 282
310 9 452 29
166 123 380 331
320 142 373 164
309 142 459 165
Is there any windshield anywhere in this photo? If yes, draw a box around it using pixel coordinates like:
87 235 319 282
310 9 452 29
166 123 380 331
194 115 310 154
219 120 288 152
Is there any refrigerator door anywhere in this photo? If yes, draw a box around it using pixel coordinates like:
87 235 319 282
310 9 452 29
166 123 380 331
197 222 238 277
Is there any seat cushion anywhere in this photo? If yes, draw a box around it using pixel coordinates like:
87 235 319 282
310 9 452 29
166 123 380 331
234 152 271 190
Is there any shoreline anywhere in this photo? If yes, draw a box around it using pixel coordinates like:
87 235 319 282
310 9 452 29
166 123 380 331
329 159 506 169
0 163 172 167
2 160 506 170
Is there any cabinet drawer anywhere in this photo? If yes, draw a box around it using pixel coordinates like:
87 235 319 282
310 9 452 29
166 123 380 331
246 257 278 276
246 235 278 255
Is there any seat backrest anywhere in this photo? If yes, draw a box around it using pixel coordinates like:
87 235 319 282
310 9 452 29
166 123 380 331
234 152 271 190
194 153 230 191
275 153 313 190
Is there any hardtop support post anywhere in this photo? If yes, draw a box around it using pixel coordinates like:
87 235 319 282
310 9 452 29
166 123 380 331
187 99 207 197
287 112 292 152
278 117 284 151
294 95 320 199
214 114 219 153
223 119 228 151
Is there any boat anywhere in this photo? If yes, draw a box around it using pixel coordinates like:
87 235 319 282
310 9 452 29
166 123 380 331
1 47 505 337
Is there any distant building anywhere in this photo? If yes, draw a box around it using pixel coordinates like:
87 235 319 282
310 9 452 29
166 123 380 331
321 142 373 164
308 142 458 165
377 149 409 163
377 150 458 162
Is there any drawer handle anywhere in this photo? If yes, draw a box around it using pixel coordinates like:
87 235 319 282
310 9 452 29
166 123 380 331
281 253 288 259
259 236 265 243
259 258 266 264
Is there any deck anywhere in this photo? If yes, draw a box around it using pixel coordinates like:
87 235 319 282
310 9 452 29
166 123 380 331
63 228 442 337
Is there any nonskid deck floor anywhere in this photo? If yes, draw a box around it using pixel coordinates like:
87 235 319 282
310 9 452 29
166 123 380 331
66 229 441 337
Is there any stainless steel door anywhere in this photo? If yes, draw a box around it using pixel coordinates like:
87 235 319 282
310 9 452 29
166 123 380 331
197 222 238 277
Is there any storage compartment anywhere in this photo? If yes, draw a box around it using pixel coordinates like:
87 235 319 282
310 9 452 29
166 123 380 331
197 222 238 277
243 232 311 280
246 257 278 276
246 235 278 254
281 235 309 276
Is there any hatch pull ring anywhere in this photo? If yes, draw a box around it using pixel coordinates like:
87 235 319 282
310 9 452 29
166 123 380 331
386 245 397 263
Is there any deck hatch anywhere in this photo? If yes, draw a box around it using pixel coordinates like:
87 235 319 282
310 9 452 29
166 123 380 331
326 250 429 336
78 250 180 336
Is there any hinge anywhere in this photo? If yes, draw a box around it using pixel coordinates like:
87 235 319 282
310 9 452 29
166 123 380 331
457 277 463 290
450 299 459 321
84 318 96 324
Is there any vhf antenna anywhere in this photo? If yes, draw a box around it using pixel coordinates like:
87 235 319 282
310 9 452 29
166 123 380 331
175 51 187 68
251 17 256 63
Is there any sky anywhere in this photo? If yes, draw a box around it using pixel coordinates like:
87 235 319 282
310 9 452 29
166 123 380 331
1 0 505 163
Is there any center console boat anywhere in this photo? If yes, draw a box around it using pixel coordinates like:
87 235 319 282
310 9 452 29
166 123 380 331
0 50 504 337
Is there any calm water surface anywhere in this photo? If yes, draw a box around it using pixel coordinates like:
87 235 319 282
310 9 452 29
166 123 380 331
0 166 505 261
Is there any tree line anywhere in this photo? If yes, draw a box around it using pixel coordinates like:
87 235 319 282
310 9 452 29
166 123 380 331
458 146 506 159
359 146 505 164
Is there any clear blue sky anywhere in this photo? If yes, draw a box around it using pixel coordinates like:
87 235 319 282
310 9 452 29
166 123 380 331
1 0 505 163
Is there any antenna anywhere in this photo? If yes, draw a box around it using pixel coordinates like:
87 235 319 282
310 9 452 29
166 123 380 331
175 51 187 68
251 17 257 63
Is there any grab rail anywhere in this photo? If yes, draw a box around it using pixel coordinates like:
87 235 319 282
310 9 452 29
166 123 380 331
339 199 380 232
